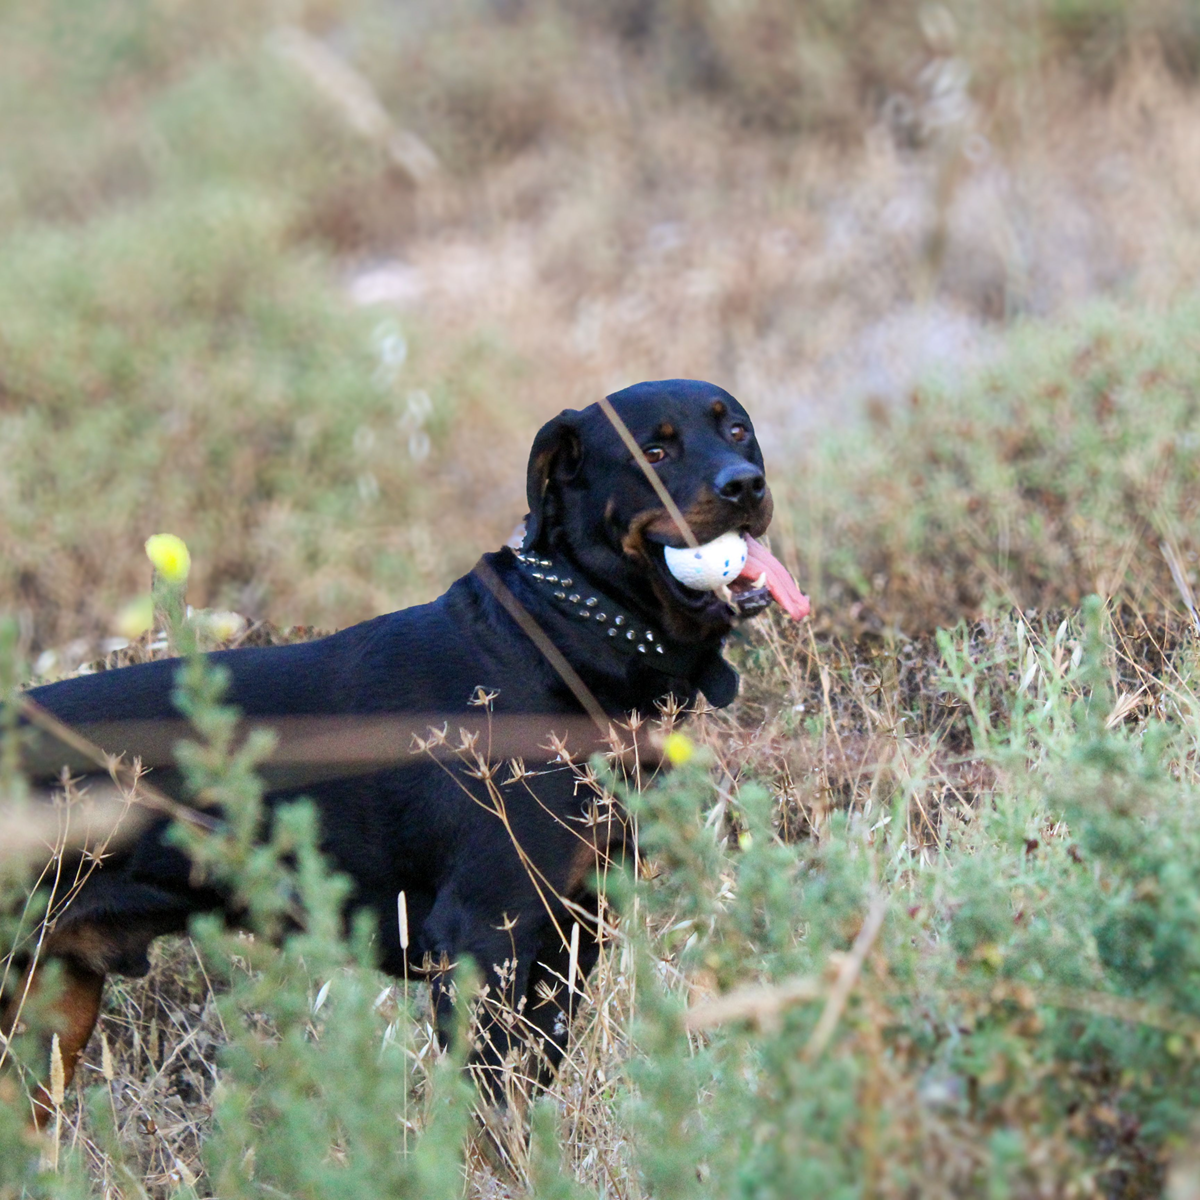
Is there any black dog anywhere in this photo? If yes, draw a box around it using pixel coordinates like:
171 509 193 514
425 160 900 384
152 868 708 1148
3 378 804 1127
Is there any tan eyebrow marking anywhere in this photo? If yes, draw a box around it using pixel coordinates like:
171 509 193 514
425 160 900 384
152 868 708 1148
711 401 726 418
654 421 675 439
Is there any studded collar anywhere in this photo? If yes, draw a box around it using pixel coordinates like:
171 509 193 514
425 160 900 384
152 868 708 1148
509 547 699 676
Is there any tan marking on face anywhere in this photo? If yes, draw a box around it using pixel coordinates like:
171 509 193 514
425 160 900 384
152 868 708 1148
748 487 773 537
624 486 775 550
620 510 662 563
688 485 772 540
654 422 675 440
711 401 726 418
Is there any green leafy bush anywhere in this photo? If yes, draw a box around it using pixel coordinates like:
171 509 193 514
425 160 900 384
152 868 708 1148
617 597 1200 1197
7 580 1200 1196
792 301 1200 633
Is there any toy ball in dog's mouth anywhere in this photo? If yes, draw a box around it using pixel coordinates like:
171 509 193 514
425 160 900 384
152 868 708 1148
662 531 747 589
664 532 810 620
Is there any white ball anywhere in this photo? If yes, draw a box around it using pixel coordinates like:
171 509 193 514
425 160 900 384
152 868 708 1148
663 531 748 591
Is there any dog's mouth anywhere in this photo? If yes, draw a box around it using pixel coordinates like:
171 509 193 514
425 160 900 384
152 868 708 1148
644 529 809 624
616 498 809 634
647 534 755 619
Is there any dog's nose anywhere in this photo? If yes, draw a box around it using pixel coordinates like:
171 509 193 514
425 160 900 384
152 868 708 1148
714 462 766 506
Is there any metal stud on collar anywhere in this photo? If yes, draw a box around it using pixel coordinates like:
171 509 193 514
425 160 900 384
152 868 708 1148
515 551 665 651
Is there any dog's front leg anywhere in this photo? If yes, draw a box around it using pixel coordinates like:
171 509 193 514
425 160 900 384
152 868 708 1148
521 899 603 1092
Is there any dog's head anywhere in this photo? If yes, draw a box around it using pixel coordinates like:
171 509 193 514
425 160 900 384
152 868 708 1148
523 379 775 640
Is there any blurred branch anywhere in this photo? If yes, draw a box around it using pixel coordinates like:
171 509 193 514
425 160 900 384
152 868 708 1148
804 892 888 1060
685 974 823 1032
17 695 220 833
1161 540 1200 637
0 786 130 863
269 25 440 187
19 710 658 784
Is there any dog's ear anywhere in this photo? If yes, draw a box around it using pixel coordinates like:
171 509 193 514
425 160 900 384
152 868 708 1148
524 410 583 551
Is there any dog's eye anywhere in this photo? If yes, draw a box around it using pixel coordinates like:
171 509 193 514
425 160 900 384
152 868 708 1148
729 423 748 442
642 446 667 464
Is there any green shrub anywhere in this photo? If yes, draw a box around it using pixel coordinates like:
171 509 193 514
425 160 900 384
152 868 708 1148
792 301 1200 634
616 597 1200 1197
7 577 1200 1195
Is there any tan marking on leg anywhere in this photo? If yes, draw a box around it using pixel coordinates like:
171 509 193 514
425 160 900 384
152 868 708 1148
565 839 600 897
564 815 627 897
44 923 118 974
32 961 104 1131
3 954 106 1131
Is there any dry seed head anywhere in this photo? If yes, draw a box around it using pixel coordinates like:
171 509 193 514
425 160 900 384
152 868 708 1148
568 921 580 994
313 978 332 1014
172 1157 199 1188
503 757 529 784
397 889 410 950
101 1031 114 1082
49 1033 65 1106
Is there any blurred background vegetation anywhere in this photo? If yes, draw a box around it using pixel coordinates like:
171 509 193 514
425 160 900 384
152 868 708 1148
5 1 1200 1196
3 0 1200 661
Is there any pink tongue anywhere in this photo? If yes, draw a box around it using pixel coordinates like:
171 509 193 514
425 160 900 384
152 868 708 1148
738 536 810 621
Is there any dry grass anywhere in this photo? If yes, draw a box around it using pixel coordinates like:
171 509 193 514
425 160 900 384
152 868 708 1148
9 591 1198 1197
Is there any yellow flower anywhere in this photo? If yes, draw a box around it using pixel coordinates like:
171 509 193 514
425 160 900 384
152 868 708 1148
206 610 247 643
193 609 247 643
145 534 191 584
114 595 154 639
663 732 694 766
